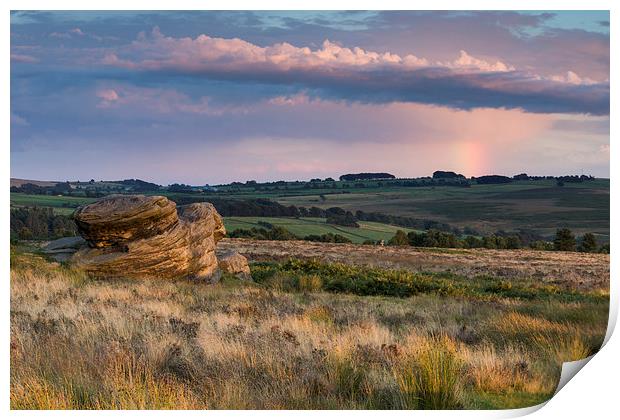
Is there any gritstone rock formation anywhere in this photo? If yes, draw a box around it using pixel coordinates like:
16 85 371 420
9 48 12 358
69 195 226 281
43 236 86 263
218 250 252 280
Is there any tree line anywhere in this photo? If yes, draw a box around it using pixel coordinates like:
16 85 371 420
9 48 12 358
10 179 160 196
169 197 459 233
387 228 607 253
10 207 77 240
11 206 607 253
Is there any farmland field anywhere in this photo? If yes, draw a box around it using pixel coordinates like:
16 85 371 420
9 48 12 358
10 193 95 215
272 180 610 238
224 217 417 243
10 178 610 239
10 194 415 243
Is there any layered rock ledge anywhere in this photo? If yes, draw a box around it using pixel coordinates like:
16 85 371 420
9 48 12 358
65 195 226 281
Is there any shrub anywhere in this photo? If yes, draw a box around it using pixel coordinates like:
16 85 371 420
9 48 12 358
579 233 598 253
298 274 323 292
554 228 576 251
262 272 295 292
530 240 554 251
388 230 409 246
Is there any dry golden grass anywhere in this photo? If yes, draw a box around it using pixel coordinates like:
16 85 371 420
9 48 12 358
10 246 609 410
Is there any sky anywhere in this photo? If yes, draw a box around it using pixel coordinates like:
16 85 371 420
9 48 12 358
10 11 610 185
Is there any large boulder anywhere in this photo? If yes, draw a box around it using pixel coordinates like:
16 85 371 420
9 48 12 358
70 195 226 282
73 195 178 248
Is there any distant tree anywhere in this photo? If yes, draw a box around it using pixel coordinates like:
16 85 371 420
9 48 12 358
432 170 465 179
463 235 483 248
339 172 396 181
505 235 521 249
308 206 325 218
554 228 576 251
333 234 352 243
579 233 598 253
388 230 409 246
407 231 425 246
326 210 359 227
267 226 298 241
495 236 508 249
423 229 459 248
304 233 352 244
53 182 72 194
483 235 498 249
474 175 513 185
530 240 554 251
556 179 565 187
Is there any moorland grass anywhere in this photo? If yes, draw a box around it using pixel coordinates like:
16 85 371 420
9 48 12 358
250 259 608 303
10 247 608 409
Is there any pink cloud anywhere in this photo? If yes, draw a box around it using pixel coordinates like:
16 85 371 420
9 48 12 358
50 27 111 42
11 53 38 63
447 50 514 72
268 92 315 106
96 28 608 115
70 28 85 36
549 71 599 85
96 89 119 102
106 27 531 75
103 28 605 87
94 84 247 115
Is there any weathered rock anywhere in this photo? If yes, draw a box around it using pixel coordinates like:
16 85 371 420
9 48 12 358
73 195 178 248
43 236 87 262
70 195 226 281
218 250 252 280
45 236 86 251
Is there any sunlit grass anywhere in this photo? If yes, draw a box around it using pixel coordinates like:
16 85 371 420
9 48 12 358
10 246 608 409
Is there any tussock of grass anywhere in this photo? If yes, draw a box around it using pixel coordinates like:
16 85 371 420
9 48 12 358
394 335 463 409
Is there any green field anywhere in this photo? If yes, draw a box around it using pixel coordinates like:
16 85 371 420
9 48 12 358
272 180 610 238
10 194 412 243
224 217 416 243
11 177 610 239
10 194 95 215
156 179 609 238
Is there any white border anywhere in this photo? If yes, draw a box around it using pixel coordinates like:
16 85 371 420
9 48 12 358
3 1 616 419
